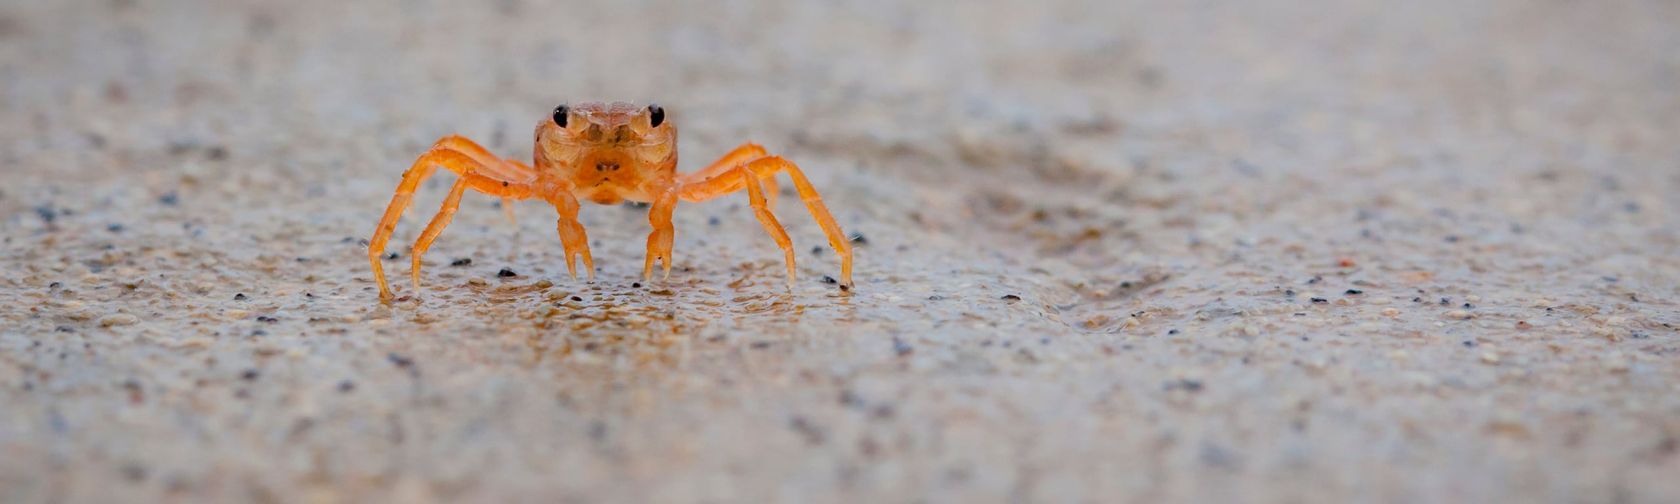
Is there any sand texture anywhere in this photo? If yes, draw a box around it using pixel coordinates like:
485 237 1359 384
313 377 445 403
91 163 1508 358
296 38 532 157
1 0 1678 502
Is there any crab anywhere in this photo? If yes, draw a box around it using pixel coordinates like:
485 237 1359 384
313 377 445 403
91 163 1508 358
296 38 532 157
367 101 854 302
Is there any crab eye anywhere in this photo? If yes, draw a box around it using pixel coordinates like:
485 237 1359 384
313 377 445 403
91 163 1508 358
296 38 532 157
552 104 568 127
647 104 665 128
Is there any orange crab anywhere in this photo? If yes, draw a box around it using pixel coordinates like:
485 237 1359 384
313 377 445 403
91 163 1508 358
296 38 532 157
367 102 854 302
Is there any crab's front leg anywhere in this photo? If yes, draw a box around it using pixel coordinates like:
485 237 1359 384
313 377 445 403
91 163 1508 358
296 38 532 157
546 188 594 281
643 188 679 281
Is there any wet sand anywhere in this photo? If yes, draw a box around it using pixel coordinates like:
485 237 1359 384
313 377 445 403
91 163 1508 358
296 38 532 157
1 0 1677 501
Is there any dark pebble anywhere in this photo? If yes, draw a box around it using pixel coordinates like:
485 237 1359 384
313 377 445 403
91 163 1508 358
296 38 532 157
240 369 259 381
1345 289 1363 295
1310 297 1329 304
1164 379 1204 392
337 380 356 393
234 293 247 301
821 275 837 284
571 296 582 302
450 258 472 266
1001 294 1022 302
383 252 399 260
811 246 823 255
1284 289 1296 297
158 192 179 206
106 223 124 233
34 205 56 224
927 295 944 301
1168 329 1180 335
631 282 642 288
497 268 517 277
848 232 868 245
1462 340 1476 347
1463 303 1474 309
387 352 414 368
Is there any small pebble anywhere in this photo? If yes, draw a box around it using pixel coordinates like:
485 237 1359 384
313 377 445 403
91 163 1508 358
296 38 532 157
234 293 247 301
1344 289 1363 295
1310 298 1329 304
1001 294 1022 302
821 275 837 284
848 232 868 245
450 258 473 266
498 268 518 278
100 314 139 327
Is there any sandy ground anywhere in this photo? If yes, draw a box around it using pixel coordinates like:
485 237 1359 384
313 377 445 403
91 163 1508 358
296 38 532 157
2 0 1678 502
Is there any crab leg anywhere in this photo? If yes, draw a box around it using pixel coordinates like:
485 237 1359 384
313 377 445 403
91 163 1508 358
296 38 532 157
546 188 594 281
368 136 537 302
679 155 852 289
408 177 471 292
642 188 679 281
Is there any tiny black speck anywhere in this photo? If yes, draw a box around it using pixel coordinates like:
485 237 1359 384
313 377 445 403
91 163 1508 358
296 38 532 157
1307 276 1322 284
383 252 399 260
848 232 868 245
387 352 414 368
106 223 124 233
497 268 517 278
1463 303 1474 309
1001 294 1022 302
1345 289 1363 295
1439 297 1451 306
631 282 642 288
1284 289 1296 297
240 369 259 381
450 258 472 266
48 282 62 289
821 275 837 284
234 293 247 301
708 216 721 226
571 296 583 302
337 381 356 393
811 246 823 255
1412 297 1422 303
1462 340 1476 347
928 295 944 301
1311 297 1329 304
158 192 179 206
1168 329 1180 335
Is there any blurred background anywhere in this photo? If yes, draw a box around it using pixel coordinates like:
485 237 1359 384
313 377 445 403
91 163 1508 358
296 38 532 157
2 0 1677 502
